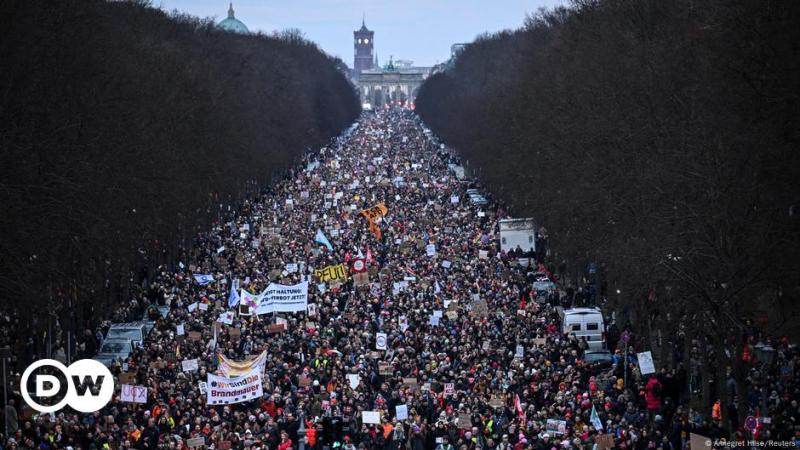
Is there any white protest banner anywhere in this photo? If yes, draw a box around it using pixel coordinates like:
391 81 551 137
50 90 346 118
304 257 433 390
182 359 199 372
637 351 656 375
433 310 443 318
546 419 567 435
120 384 147 404
478 250 489 259
346 374 360 389
441 261 452 269
444 383 454 396
426 244 436 257
187 302 199 312
515 345 525 359
218 311 234 325
396 404 409 421
429 315 440 326
375 332 388 350
450 195 459 204
255 281 309 314
198 303 208 311
176 324 185 336
206 368 263 405
362 411 381 424
285 263 299 273
198 381 208 394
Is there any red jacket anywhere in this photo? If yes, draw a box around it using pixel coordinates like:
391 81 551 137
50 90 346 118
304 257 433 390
645 377 662 411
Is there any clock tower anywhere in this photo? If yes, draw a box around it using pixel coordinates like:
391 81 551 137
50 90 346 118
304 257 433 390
353 16 374 80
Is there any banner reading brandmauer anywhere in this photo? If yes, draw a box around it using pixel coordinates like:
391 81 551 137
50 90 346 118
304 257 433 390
207 368 263 405
254 281 309 314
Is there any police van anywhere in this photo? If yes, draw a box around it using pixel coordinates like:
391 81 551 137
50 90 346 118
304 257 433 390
557 307 606 351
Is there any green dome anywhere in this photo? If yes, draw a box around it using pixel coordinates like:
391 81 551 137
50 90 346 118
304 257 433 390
217 3 249 34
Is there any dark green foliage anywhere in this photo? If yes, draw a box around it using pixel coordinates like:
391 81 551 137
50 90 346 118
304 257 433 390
0 0 359 317
417 0 800 332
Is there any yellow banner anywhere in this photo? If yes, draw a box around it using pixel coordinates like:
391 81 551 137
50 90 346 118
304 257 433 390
217 350 267 377
314 263 348 282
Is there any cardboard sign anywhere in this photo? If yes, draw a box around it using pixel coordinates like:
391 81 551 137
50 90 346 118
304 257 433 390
458 413 472 429
378 361 393 376
186 437 205 448
596 434 615 450
119 372 136 384
472 299 489 316
489 396 504 408
188 331 202 341
267 323 286 334
689 433 712 450
353 272 370 287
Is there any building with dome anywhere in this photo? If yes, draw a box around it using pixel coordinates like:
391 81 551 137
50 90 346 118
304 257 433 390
217 3 249 34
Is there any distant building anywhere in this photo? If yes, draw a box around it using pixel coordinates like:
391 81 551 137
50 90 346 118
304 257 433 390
352 17 375 80
350 19 433 108
217 3 249 34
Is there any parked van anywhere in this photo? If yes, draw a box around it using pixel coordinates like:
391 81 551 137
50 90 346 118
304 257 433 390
106 321 149 347
557 307 606 350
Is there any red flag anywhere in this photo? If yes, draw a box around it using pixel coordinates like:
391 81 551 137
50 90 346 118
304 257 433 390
514 393 526 425
520 293 527 310
366 247 375 264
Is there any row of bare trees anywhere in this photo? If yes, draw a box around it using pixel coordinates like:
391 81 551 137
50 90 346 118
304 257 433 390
0 0 359 340
417 0 799 426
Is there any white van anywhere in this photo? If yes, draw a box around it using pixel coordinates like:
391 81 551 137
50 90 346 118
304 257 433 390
557 307 605 350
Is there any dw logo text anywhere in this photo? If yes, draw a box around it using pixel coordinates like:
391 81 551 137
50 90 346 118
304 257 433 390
21 359 114 413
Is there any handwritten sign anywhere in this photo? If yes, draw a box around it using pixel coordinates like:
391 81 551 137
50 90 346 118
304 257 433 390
120 384 147 404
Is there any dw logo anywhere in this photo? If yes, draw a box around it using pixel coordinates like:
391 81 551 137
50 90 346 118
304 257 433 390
21 359 114 413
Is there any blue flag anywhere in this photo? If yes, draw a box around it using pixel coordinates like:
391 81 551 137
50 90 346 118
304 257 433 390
590 404 603 430
315 229 333 251
193 274 215 285
228 279 240 307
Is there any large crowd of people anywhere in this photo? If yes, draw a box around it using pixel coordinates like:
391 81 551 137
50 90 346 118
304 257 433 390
1 110 798 450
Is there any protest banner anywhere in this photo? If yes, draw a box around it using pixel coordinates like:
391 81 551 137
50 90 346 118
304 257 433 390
182 359 199 372
689 433 712 450
375 332 388 350
186 437 205 449
378 361 393 375
347 374 360 389
216 351 267 377
353 272 369 287
188 331 202 341
119 372 136 384
546 419 567 435
120 384 147 403
458 413 472 429
362 411 381 424
444 383 454 396
314 264 348 282
637 351 656 375
206 367 263 405
396 404 409 421
254 281 309 315
595 434 615 450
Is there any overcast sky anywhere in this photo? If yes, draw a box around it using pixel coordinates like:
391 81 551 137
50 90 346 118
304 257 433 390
156 0 565 67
